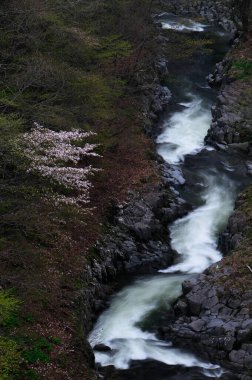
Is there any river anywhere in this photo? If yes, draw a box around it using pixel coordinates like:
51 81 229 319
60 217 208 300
88 13 249 380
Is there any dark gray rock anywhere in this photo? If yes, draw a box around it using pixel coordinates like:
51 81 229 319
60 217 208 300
242 319 252 330
185 292 203 316
155 57 169 76
189 319 206 332
162 164 186 186
174 299 188 315
93 344 111 352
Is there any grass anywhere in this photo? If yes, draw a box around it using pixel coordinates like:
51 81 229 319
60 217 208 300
21 337 53 365
0 290 20 328
231 59 252 79
0 338 21 379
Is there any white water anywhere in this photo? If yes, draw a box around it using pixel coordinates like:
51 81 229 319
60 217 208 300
161 19 207 32
157 95 212 164
160 175 234 274
88 275 223 377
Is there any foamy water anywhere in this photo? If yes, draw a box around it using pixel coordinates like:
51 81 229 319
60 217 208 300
161 18 207 32
88 275 223 377
157 95 212 164
160 175 234 274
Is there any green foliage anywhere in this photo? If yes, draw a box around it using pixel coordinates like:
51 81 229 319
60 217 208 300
22 337 53 364
0 338 21 379
23 369 40 380
232 59 252 79
69 74 124 121
0 114 27 181
41 12 66 28
0 114 25 134
0 290 20 327
49 336 62 345
97 34 132 60
23 348 50 364
0 89 21 110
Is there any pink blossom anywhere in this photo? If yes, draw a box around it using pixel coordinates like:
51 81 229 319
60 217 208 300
22 122 101 209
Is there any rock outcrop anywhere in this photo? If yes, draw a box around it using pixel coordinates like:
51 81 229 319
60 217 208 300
205 78 252 148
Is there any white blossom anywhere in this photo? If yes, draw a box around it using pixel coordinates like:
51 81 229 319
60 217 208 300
22 122 100 208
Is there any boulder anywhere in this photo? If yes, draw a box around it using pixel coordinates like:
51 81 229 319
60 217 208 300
93 344 111 352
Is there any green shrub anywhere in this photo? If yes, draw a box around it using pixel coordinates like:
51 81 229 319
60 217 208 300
0 290 20 326
22 348 50 364
22 337 53 364
97 34 132 60
0 338 21 379
232 59 252 79
49 336 61 345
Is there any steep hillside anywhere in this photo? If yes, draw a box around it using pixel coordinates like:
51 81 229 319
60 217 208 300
0 1 162 378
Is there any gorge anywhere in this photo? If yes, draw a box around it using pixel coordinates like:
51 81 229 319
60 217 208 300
0 1 251 379
87 9 252 380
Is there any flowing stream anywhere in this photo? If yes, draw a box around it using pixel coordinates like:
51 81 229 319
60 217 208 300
157 94 212 164
88 14 249 379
